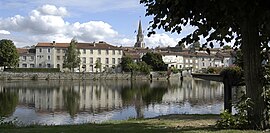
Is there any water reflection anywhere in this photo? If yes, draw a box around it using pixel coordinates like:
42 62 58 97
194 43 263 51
0 78 224 125
0 87 18 117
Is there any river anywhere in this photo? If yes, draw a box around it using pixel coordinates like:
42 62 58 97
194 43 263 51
0 78 225 125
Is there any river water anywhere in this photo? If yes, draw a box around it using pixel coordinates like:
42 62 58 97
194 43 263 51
0 78 225 125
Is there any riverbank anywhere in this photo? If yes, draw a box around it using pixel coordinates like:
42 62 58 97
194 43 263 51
0 71 190 80
0 114 260 133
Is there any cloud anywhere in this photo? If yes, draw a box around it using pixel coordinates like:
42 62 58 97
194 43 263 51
145 33 180 48
0 4 119 47
36 4 68 16
0 30 10 35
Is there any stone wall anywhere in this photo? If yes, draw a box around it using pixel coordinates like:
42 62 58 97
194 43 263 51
0 72 188 81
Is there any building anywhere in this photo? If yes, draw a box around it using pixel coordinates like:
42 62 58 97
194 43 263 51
35 41 123 72
134 20 145 48
17 47 36 68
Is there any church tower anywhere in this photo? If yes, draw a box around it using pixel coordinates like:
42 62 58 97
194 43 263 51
134 20 145 48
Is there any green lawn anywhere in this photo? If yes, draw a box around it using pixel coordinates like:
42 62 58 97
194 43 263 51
0 114 262 133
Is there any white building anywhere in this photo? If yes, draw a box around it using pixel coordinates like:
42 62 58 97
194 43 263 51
35 41 123 72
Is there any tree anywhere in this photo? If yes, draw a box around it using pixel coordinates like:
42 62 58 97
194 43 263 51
63 39 81 72
120 56 135 72
0 39 19 68
142 52 167 71
137 61 151 74
223 45 232 50
140 0 270 129
94 59 102 72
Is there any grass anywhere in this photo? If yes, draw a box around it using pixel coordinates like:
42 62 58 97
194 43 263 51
0 114 263 133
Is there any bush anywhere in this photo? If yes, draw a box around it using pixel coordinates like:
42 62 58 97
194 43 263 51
171 67 179 74
216 93 252 129
207 67 223 74
4 68 60 73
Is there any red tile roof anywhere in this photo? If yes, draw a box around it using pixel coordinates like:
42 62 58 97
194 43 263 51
36 42 121 50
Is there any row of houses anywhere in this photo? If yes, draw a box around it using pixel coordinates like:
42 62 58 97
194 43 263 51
17 40 234 73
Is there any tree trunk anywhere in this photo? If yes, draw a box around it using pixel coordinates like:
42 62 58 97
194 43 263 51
241 15 267 129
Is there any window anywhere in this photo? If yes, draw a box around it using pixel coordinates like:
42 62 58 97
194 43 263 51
48 56 51 60
203 62 205 66
82 57 86 63
57 56 60 60
63 49 66 53
57 49 60 53
106 58 109 64
57 64 60 68
48 48 51 53
47 64 51 68
30 56 34 61
98 49 101 54
90 57 93 64
90 49 93 54
112 50 115 55
22 64 27 68
83 49 86 54
30 64 35 68
39 64 42 67
97 57 101 63
118 58 121 64
112 58 115 64
39 48 42 53
118 50 121 55
202 58 204 61
63 56 65 60
22 56 26 61
90 65 93 72
106 49 109 55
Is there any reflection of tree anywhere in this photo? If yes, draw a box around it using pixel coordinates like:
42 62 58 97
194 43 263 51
0 88 18 117
62 88 80 118
121 81 168 118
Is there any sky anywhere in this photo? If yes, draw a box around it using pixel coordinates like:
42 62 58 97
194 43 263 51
0 0 194 48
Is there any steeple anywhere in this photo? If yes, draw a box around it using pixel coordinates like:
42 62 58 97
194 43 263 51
134 19 145 48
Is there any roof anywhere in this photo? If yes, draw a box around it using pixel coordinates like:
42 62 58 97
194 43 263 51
36 41 122 50
17 48 35 55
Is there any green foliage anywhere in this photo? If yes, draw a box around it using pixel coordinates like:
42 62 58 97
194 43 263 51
171 67 179 74
120 56 134 72
63 39 81 72
234 50 243 68
223 45 232 50
206 67 223 74
0 89 18 117
0 39 19 68
137 61 151 74
31 74 38 80
220 66 244 86
142 52 167 71
95 59 102 72
4 68 60 73
216 93 252 129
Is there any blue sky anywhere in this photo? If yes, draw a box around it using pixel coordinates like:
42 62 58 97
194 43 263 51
0 0 193 48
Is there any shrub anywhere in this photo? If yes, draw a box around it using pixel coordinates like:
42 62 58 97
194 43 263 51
207 67 223 74
216 93 252 129
4 68 60 73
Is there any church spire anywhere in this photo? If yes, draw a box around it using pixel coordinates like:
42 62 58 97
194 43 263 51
134 19 145 48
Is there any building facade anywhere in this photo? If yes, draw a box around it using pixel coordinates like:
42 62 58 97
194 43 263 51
18 41 123 72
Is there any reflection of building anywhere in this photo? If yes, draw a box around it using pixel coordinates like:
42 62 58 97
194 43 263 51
17 82 122 114
162 78 224 105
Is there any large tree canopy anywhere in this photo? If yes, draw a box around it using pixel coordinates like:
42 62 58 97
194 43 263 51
0 39 19 68
142 52 167 71
140 0 270 129
63 39 81 72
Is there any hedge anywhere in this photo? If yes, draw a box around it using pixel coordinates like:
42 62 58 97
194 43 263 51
4 68 60 73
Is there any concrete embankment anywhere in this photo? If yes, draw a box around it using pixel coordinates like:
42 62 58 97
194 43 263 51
0 72 189 80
